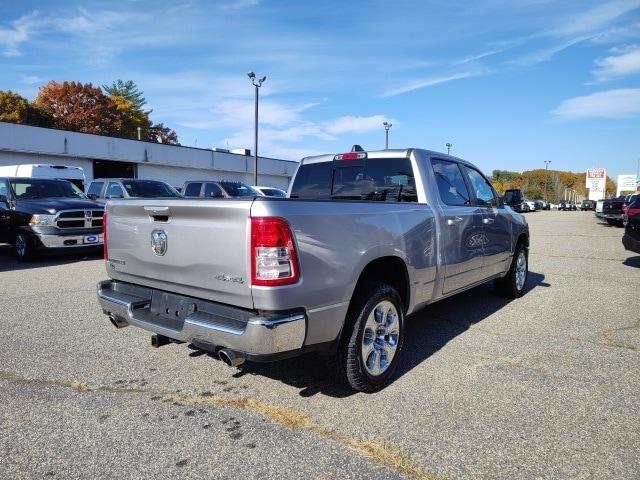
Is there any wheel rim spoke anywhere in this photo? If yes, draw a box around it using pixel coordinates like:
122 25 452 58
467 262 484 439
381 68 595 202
361 300 400 377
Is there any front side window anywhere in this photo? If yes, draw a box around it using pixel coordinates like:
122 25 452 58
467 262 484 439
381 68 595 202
87 181 104 197
219 182 257 198
106 182 125 198
203 183 223 198
431 158 470 206
464 166 497 206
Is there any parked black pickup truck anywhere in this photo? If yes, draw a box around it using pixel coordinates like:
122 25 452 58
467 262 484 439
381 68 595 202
601 197 626 226
0 177 104 261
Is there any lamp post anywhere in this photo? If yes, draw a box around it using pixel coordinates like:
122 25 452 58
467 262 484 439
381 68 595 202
383 122 392 149
446 143 452 155
248 71 266 185
543 160 551 202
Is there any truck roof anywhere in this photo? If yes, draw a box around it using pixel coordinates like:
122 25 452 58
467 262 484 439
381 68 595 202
300 148 472 166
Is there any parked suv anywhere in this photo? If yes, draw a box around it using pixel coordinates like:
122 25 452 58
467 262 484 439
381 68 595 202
86 179 181 203
0 177 103 261
181 180 260 198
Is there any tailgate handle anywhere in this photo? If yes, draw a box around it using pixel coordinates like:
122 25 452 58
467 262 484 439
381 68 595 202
144 206 171 222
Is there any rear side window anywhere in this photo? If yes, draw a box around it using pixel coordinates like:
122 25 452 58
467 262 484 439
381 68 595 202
183 182 202 197
87 182 104 197
431 158 470 206
290 158 417 202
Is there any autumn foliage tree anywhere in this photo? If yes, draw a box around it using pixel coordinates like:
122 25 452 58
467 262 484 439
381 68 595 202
35 81 123 135
0 90 53 127
1 79 180 145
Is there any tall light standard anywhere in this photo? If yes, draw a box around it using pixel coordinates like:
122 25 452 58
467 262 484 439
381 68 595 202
383 122 392 149
248 70 266 185
544 160 551 202
446 143 452 155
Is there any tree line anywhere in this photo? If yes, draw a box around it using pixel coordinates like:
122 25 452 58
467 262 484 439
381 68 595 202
492 169 617 201
0 80 178 144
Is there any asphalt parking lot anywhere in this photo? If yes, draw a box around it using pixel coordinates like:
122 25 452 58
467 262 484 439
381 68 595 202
0 210 638 480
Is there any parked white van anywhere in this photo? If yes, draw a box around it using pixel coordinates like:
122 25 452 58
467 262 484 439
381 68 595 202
0 164 86 189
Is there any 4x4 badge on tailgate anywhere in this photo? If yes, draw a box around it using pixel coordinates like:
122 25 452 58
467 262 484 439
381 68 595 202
151 229 168 256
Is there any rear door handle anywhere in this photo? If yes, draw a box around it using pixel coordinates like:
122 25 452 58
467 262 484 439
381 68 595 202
483 218 495 224
447 216 463 226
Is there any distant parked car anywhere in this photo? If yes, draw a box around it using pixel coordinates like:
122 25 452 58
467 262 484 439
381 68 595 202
523 199 537 211
622 194 639 217
623 195 640 227
559 200 577 211
86 179 181 203
532 199 550 210
581 200 595 211
181 180 261 198
252 186 287 198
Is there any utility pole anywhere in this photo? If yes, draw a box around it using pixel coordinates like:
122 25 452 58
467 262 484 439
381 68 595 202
383 122 392 149
248 70 266 185
446 143 452 155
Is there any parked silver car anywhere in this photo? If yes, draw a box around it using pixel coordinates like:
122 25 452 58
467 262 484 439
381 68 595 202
97 147 529 391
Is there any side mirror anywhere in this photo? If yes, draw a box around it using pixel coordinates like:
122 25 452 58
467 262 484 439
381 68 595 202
209 192 224 198
0 194 7 205
87 193 98 200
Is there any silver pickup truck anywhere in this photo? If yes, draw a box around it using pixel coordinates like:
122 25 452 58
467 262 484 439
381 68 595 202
97 147 529 392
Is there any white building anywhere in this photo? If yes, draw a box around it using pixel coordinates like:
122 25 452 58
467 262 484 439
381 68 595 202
0 122 298 190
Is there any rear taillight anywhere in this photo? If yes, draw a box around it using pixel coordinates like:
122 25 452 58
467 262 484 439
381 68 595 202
251 217 300 286
628 208 640 219
102 212 108 261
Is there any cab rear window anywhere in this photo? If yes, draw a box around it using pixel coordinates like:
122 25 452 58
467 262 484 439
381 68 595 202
290 158 417 202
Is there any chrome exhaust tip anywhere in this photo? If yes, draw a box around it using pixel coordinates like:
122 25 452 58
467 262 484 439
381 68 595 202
218 348 245 368
108 315 129 329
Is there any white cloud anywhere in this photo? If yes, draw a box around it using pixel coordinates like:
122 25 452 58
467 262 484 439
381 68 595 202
0 11 38 57
324 115 391 135
381 71 484 98
222 0 260 11
552 88 640 119
593 45 640 81
19 74 42 85
509 35 592 66
550 0 640 37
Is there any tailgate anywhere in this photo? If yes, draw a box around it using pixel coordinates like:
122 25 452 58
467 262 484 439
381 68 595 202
105 199 254 309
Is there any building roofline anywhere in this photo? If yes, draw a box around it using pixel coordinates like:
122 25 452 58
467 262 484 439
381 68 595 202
0 121 299 164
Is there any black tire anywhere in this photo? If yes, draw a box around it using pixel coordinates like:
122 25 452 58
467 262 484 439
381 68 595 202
333 282 405 393
494 243 528 298
15 231 36 262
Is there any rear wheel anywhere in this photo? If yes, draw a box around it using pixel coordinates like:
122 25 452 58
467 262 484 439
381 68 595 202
334 282 405 393
494 243 528 298
15 232 36 262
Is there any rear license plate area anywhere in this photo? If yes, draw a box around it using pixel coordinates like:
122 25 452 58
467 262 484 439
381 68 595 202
150 291 198 323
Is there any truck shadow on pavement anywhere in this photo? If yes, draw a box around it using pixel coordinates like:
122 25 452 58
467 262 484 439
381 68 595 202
0 244 102 272
223 271 549 398
623 256 640 268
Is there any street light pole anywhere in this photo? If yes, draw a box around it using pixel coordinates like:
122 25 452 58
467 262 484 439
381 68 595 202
543 160 551 202
383 122 392 149
446 143 452 155
248 71 266 185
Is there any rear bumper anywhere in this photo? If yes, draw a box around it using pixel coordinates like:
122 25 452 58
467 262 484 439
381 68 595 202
602 213 623 220
97 279 306 357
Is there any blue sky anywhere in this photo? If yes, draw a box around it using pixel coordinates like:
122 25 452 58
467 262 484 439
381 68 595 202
0 0 639 181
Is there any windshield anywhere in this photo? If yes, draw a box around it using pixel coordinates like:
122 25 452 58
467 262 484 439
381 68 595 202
11 179 87 200
219 182 257 197
121 180 181 198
